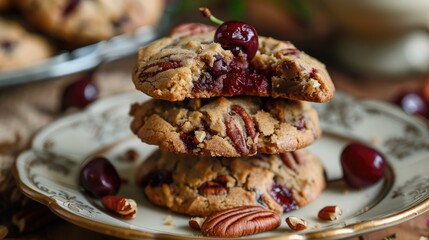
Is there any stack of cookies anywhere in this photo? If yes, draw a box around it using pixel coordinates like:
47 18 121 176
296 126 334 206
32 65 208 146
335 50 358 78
129 23 335 219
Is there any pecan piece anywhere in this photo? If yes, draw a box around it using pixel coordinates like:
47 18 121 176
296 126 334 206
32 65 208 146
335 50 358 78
101 195 137 219
201 206 281 237
224 114 249 155
198 181 228 196
318 205 342 221
231 104 256 139
285 216 307 231
280 151 301 172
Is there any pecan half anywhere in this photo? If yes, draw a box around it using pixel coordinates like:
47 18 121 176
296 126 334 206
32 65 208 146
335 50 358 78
201 206 281 237
231 104 256 140
225 114 249 155
224 104 258 155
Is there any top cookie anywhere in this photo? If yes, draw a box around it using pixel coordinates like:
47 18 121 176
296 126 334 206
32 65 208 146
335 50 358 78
17 0 165 45
133 26 334 102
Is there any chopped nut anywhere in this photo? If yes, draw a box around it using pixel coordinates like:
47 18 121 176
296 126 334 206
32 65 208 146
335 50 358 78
194 131 206 143
125 149 139 161
285 216 307 231
164 215 174 226
189 217 206 230
101 195 137 219
318 205 342 221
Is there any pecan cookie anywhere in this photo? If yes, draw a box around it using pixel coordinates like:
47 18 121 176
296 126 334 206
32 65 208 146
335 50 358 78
130 96 321 157
132 28 334 102
17 0 165 45
0 18 53 71
135 149 326 217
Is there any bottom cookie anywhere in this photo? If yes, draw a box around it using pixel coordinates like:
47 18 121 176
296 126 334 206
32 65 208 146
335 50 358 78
135 149 326 217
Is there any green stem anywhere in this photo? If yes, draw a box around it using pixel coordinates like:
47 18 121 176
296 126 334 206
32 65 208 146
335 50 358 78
199 7 224 25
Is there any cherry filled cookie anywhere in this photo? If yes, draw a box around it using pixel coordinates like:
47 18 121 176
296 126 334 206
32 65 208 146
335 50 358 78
130 96 321 157
135 149 326 217
132 25 334 102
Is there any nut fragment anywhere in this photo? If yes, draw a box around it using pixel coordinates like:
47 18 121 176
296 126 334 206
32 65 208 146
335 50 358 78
189 217 206 230
201 206 281 237
318 205 342 221
285 216 307 231
101 195 137 219
198 181 228 196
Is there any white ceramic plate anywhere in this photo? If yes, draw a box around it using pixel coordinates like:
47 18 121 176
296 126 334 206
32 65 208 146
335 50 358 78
14 92 429 239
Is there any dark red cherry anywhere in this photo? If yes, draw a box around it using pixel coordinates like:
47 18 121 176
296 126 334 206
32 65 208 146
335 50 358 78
340 143 386 189
270 184 297 212
214 21 258 60
61 73 98 111
394 92 428 116
79 156 120 197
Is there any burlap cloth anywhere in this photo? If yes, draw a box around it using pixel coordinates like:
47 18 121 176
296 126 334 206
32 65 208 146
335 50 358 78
0 55 137 239
0 54 428 239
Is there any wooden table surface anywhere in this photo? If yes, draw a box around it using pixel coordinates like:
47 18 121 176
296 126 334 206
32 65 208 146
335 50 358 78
1 54 429 240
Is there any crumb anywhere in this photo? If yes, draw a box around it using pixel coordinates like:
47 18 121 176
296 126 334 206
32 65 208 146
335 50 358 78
364 206 369 212
370 136 380 145
342 187 349 194
164 215 174 226
313 223 321 229
125 149 139 161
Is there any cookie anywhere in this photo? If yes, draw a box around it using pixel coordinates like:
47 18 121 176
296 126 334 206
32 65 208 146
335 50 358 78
135 149 326 217
132 27 334 102
17 0 165 45
130 96 321 157
0 18 53 71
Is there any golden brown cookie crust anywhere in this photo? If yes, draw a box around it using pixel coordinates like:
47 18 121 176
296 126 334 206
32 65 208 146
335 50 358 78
133 29 334 102
135 149 326 217
130 96 321 157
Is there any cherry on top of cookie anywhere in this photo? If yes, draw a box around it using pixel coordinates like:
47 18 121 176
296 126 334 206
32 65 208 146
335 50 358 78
199 7 258 61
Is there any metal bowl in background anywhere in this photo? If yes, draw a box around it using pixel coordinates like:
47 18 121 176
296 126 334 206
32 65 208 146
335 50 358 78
0 26 157 88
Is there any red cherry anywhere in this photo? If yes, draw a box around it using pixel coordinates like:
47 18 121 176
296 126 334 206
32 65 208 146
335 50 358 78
214 21 259 60
61 73 98 111
199 8 259 60
270 184 297 212
79 156 120 197
340 143 386 189
394 92 428 116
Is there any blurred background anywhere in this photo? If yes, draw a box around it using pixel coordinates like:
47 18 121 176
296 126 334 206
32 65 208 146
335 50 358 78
1 0 429 239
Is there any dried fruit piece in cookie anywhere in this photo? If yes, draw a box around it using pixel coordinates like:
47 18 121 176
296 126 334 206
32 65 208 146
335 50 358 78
130 96 321 157
134 149 326 217
133 25 334 102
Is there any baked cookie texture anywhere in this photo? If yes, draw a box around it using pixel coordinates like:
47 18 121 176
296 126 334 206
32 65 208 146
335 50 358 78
17 0 165 44
0 18 53 71
130 96 321 157
135 149 326 217
132 29 334 102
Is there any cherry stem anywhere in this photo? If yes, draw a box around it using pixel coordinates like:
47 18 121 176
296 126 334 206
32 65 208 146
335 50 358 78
199 7 224 25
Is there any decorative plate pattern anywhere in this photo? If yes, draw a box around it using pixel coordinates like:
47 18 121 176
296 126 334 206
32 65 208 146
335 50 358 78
14 92 429 239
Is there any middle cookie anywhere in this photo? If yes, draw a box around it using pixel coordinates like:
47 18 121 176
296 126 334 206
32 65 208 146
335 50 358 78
130 96 321 157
